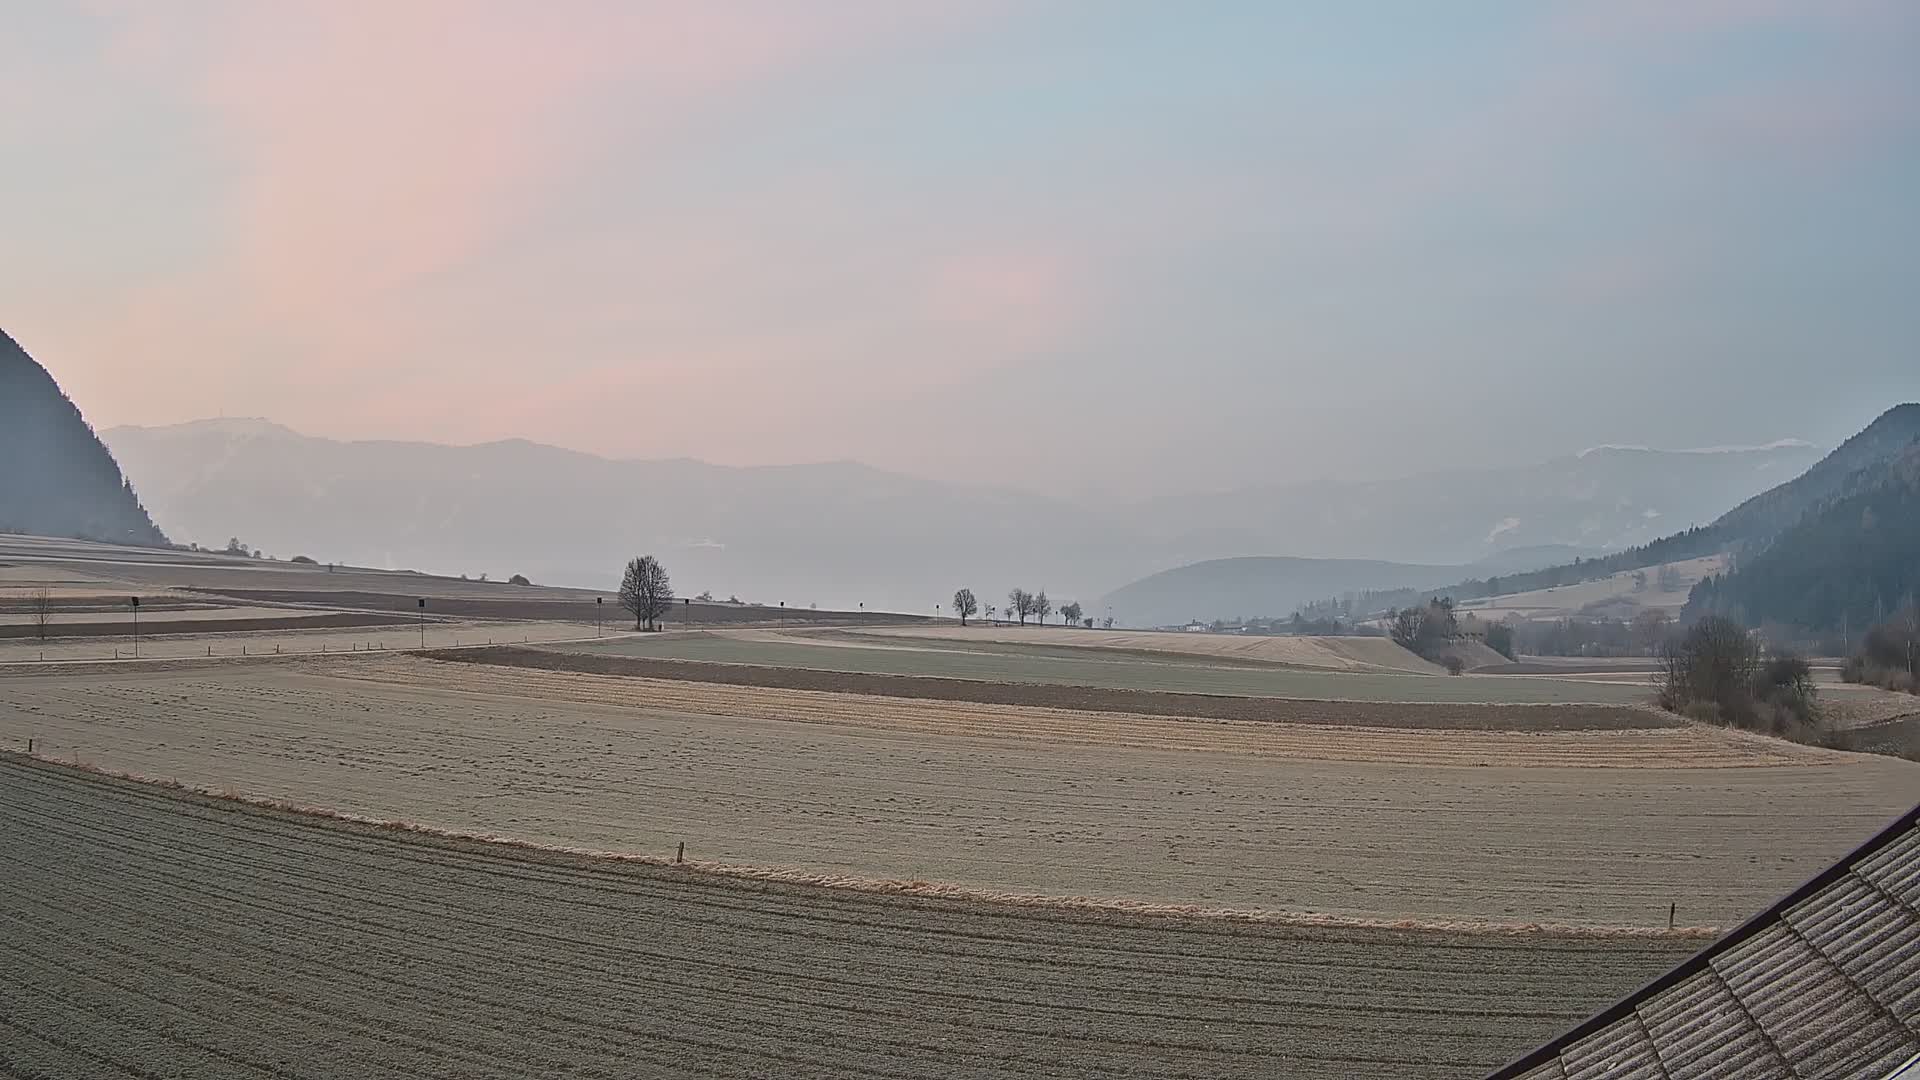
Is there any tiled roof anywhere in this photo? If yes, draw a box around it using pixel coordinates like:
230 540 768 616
1491 804 1920 1080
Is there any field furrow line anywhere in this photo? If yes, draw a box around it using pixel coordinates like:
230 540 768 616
0 910 736 1080
4 791 1575 1047
0 760 1697 980
0 757 1681 1014
2 757 1701 1077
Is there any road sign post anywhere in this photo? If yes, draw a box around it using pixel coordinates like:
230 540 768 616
130 596 140 657
417 598 426 648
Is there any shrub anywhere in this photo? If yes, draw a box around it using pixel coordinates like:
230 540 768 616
508 574 532 586
1659 617 1826 742
1442 654 1466 675
1657 616 1759 716
1681 701 1722 726
1844 607 1919 695
289 555 317 565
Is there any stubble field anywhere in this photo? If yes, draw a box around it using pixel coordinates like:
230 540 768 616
4 654 1910 927
0 756 1702 1079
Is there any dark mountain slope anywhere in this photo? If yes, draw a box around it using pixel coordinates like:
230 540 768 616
1687 441 1920 634
1711 403 1920 543
0 329 165 546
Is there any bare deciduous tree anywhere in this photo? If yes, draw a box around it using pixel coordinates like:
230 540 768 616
1059 601 1083 627
951 588 979 626
1033 590 1052 626
619 555 674 631
1008 588 1033 625
29 588 53 641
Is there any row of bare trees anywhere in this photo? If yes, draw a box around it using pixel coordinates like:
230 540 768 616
950 587 1089 628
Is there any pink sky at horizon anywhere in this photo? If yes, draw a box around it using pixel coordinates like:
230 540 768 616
5 1 1915 496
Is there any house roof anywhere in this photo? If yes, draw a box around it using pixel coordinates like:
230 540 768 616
1490 803 1920 1080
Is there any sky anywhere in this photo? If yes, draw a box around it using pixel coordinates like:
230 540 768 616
4 1 1917 497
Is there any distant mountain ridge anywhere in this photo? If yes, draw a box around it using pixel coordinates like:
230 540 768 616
106 418 1826 618
103 418 1093 610
1122 441 1823 568
0 329 165 546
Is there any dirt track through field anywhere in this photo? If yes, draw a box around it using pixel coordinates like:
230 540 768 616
4 655 1913 926
0 755 1698 1079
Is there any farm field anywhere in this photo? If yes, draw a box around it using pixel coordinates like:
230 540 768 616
1458 555 1726 621
437 645 1675 730
0 756 1701 1080
547 630 1653 704
0 534 898 640
4 654 1912 927
0 618 598 663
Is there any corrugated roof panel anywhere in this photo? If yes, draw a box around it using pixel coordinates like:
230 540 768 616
1636 972 1789 1079
1786 874 1920 1026
1882 1051 1920 1080
1513 1060 1570 1080
1559 1012 1664 1080
1718 923 1916 1074
1857 829 1920 903
1710 923 1800 986
1856 1044 1920 1080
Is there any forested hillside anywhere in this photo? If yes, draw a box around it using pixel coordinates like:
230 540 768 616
1711 403 1920 542
0 329 166 546
1687 442 1920 634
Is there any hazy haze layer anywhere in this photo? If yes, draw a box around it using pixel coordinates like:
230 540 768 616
106 419 1823 615
5 2 1916 495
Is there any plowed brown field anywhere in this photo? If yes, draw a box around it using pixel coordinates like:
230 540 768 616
4 655 1912 927
0 755 1700 1080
